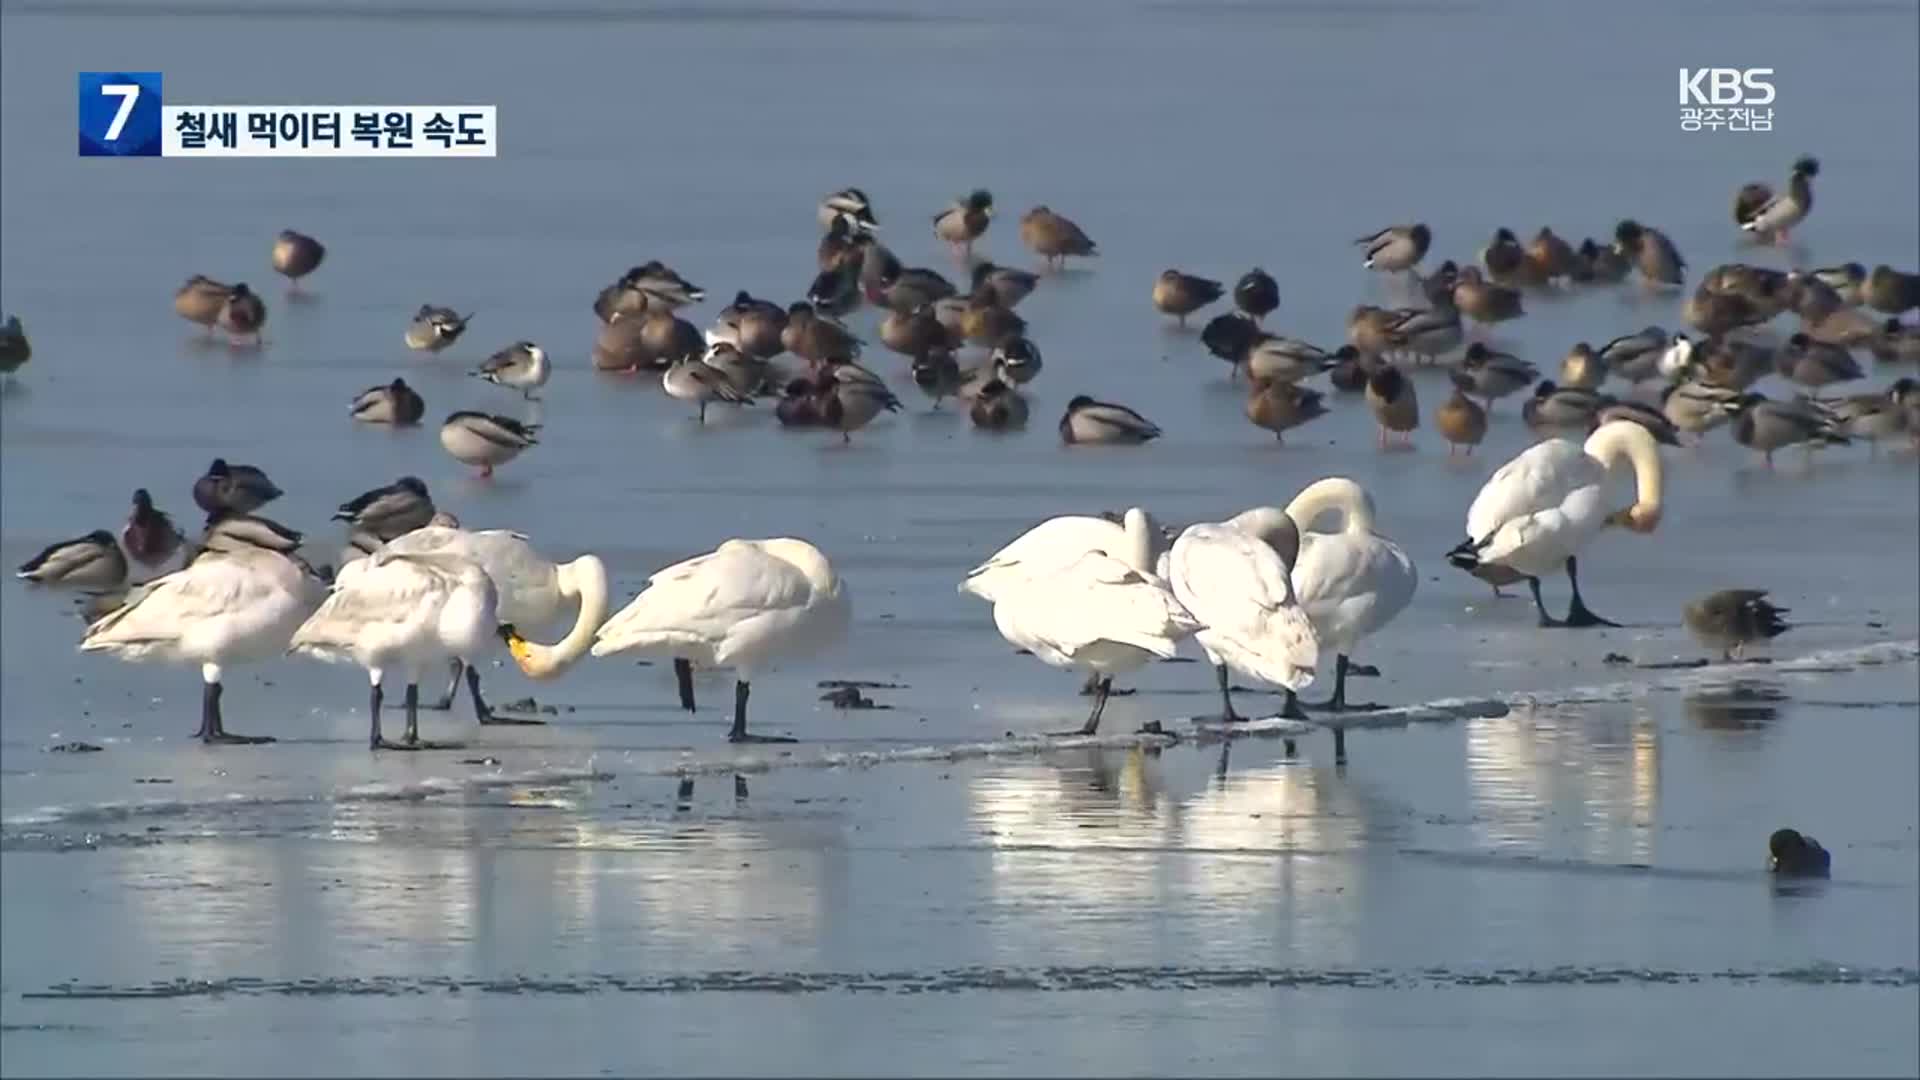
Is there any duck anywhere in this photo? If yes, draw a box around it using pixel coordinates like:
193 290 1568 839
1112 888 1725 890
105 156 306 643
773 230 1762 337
81 545 323 744
1162 508 1318 723
1704 263 1793 319
714 291 789 359
1327 346 1372 393
958 287 1027 347
817 368 902 443
0 315 27 376
1480 227 1535 288
1660 379 1745 439
1810 262 1867 306
333 476 435 541
1800 304 1880 349
1774 334 1863 393
1864 265 1920 314
910 347 963 409
1153 269 1224 327
1559 342 1606 389
971 261 1039 308
1593 398 1682 447
1346 305 1407 358
1595 327 1670 383
933 190 994 257
591 311 650 373
439 412 539 477
17 530 127 589
1355 223 1431 273
122 489 185 568
806 262 864 318
818 187 877 232
404 305 470 353
1656 333 1696 383
1245 378 1328 444
624 261 706 310
192 458 282 516
1827 383 1910 452
1768 828 1831 878
470 341 550 399
173 275 233 334
1365 364 1418 448
1683 286 1764 337
636 308 703 369
195 511 305 560
1522 381 1607 435
700 342 772 400
989 530 1197 737
1739 156 1818 244
1387 301 1463 364
1689 337 1772 391
969 377 1030 431
351 377 426 425
592 275 649 324
1455 342 1539 410
853 235 902 298
1577 239 1631 284
592 538 850 743
1435 372 1488 456
270 229 325 289
1730 395 1849 467
1685 590 1790 661
1233 268 1280 324
1870 320 1920 365
990 335 1043 385
1451 266 1525 329
289 549 500 750
1526 227 1579 285
774 377 826 429
1060 395 1161 445
663 353 754 424
1019 205 1097 269
1614 219 1686 287
1284 479 1419 749
782 303 863 365
1895 378 1920 446
1732 183 1772 229
216 284 266 346
1244 334 1332 384
1447 420 1664 628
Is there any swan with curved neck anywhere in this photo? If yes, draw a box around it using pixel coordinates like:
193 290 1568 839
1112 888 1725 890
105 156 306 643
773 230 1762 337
1447 419 1665 628
505 555 611 677
1281 478 1418 761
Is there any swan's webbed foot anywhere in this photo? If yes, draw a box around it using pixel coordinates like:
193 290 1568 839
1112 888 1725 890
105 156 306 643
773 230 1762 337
204 731 275 745
1560 602 1619 629
1347 662 1381 677
727 731 796 744
478 713 544 726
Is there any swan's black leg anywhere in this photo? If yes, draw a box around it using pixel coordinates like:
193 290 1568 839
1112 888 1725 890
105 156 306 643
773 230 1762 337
1309 654 1383 713
1215 664 1242 722
426 658 462 711
197 680 271 744
1561 556 1619 628
1529 576 1563 627
473 663 541 726
401 683 465 750
727 679 796 744
675 658 697 712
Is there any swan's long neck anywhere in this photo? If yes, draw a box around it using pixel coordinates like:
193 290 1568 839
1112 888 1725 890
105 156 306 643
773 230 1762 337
1585 421 1665 532
1283 478 1375 537
1225 506 1300 568
510 555 610 678
1121 507 1159 573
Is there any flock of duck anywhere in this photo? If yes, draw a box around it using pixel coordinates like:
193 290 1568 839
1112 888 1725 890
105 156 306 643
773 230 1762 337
5 156 1916 761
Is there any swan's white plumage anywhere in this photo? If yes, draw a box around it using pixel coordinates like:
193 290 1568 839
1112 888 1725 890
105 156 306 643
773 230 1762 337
289 552 498 682
590 538 848 674
1164 523 1318 690
1462 422 1664 578
960 514 1138 604
1285 478 1418 658
992 551 1199 676
80 548 317 670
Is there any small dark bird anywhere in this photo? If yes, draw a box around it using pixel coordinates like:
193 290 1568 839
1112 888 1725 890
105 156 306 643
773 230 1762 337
1018 205 1096 269
1232 268 1280 323
271 229 326 289
192 458 282 516
1152 270 1224 326
1768 828 1830 878
333 476 435 541
217 283 267 346
1683 589 1790 661
122 488 185 568
350 377 426 425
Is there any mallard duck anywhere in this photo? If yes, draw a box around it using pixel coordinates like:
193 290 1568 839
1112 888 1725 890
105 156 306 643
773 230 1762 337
1153 270 1224 326
1232 268 1280 323
774 377 825 429
663 353 755 424
122 488 185 568
1685 590 1790 661
637 309 703 369
192 458 282 516
1596 326 1670 383
1244 335 1332 384
270 229 324 289
1692 338 1772 391
1480 227 1534 288
1347 305 1407 357
1892 377 1920 445
1455 342 1539 410
1388 301 1463 363
404 305 470 353
933 189 993 256
1355 223 1430 272
1594 398 1681 446
350 377 425 425
783 304 862 365
1365 363 1418 448
715 291 788 359
1434 371 1487 456
1810 262 1867 306
969 377 1029 431
878 305 955 359
1790 270 1850 324
0 315 28 375
959 287 1027 346
1327 345 1371 393
1730 395 1848 466
1614 219 1686 287
817 369 902 443
333 476 435 540
1828 384 1909 451
991 335 1043 385
1245 378 1328 444
1732 183 1773 229
216 284 266 345
700 342 772 400
624 261 705 309
1683 286 1764 337
868 260 957 313
1526 227 1579 285
1521 381 1605 435
1739 156 1818 244
1577 239 1630 284
1704 263 1793 319
439 412 539 477
817 214 865 273
174 275 233 333
1659 380 1744 438
16 530 127 589
1018 205 1096 268
1774 333 1863 392
591 312 649 373
1768 828 1830 877
806 263 862 318
1870 319 1920 365
1559 342 1606 389
472 341 550 399
910 347 963 409
1451 266 1525 328
819 188 877 232
1864 265 1920 314
971 261 1039 308
1060 395 1161 445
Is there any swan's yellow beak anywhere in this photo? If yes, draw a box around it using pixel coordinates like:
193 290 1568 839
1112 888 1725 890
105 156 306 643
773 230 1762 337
499 625 536 674
1608 504 1662 533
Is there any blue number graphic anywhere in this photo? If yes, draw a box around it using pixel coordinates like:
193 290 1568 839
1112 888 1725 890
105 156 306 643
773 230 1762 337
78 71 163 157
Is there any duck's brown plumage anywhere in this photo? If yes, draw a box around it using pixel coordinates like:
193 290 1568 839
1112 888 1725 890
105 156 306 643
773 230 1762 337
1244 378 1327 443
1434 372 1487 456
1365 363 1418 446
1019 205 1096 267
1152 270 1224 325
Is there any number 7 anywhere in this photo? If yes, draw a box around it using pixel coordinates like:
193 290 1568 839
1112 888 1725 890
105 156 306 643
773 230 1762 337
101 83 140 141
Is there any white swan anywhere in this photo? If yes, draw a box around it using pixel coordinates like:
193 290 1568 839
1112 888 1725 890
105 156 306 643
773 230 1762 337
590 538 850 743
288 550 500 750
992 549 1200 736
1446 420 1664 628
356 523 610 724
1284 478 1418 757
79 546 322 744
1163 506 1319 725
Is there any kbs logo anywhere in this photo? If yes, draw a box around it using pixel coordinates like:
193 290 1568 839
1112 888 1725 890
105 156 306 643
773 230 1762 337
1678 68 1775 134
